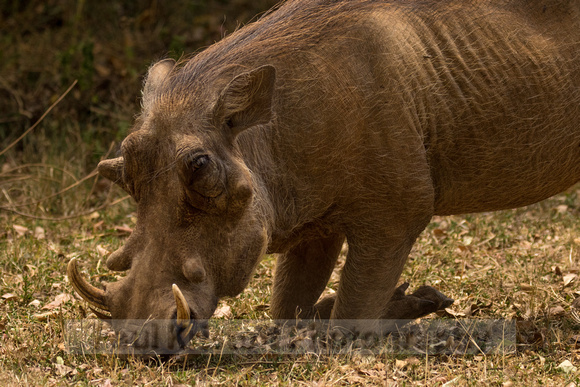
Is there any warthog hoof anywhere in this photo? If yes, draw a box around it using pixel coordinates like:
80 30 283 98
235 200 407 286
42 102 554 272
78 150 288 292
385 282 454 320
357 282 456 334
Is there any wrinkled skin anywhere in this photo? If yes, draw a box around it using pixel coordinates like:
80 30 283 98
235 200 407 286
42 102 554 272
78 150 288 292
69 0 580 352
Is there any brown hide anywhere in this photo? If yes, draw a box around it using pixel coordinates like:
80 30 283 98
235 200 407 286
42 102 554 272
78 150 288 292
71 0 579 351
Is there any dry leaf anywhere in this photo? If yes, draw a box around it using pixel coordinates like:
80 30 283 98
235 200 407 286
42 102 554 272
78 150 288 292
557 360 577 373
563 273 577 287
100 379 113 387
432 228 447 240
47 242 61 254
442 377 460 386
462 304 475 316
8 274 23 285
213 305 232 319
554 266 563 276
114 225 133 234
34 226 45 240
394 358 420 369
13 225 29 237
549 305 565 317
96 245 110 257
459 301 491 317
441 307 466 318
28 299 41 308
395 359 407 369
2 293 18 301
572 297 580 309
42 293 72 310
24 264 38 276
34 311 60 321
555 204 569 214
87 211 100 219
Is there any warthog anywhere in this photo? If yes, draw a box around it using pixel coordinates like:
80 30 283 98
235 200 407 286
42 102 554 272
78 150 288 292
69 0 580 352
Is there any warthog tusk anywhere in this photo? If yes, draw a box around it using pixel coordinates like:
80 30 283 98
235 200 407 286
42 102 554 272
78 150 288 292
89 306 112 320
67 258 109 311
172 284 193 336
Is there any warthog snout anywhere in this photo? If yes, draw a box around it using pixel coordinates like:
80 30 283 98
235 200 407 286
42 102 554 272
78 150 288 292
67 258 208 350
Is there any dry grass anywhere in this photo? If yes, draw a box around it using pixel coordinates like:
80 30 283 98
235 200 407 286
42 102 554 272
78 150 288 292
1 162 579 385
2 1 580 385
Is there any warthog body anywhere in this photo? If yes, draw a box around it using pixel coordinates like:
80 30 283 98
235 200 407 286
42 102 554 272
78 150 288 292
70 0 580 351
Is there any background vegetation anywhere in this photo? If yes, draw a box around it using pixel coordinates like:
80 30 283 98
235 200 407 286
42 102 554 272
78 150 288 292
1 0 579 385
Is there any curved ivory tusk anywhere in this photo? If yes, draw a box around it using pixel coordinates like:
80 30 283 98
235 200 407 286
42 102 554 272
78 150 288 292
172 284 193 335
67 258 109 311
89 306 112 320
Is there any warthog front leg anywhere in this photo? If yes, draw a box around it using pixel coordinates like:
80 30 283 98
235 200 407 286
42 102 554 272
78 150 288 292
270 233 345 320
327 206 438 335
270 220 452 325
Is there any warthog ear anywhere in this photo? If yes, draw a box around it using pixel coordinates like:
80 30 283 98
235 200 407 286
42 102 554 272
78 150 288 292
142 58 176 110
213 65 276 137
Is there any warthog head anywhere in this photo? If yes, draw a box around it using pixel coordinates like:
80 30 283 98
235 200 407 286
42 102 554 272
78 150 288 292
68 59 276 352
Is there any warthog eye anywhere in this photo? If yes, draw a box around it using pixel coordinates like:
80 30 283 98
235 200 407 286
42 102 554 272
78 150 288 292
187 154 209 172
178 152 225 204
